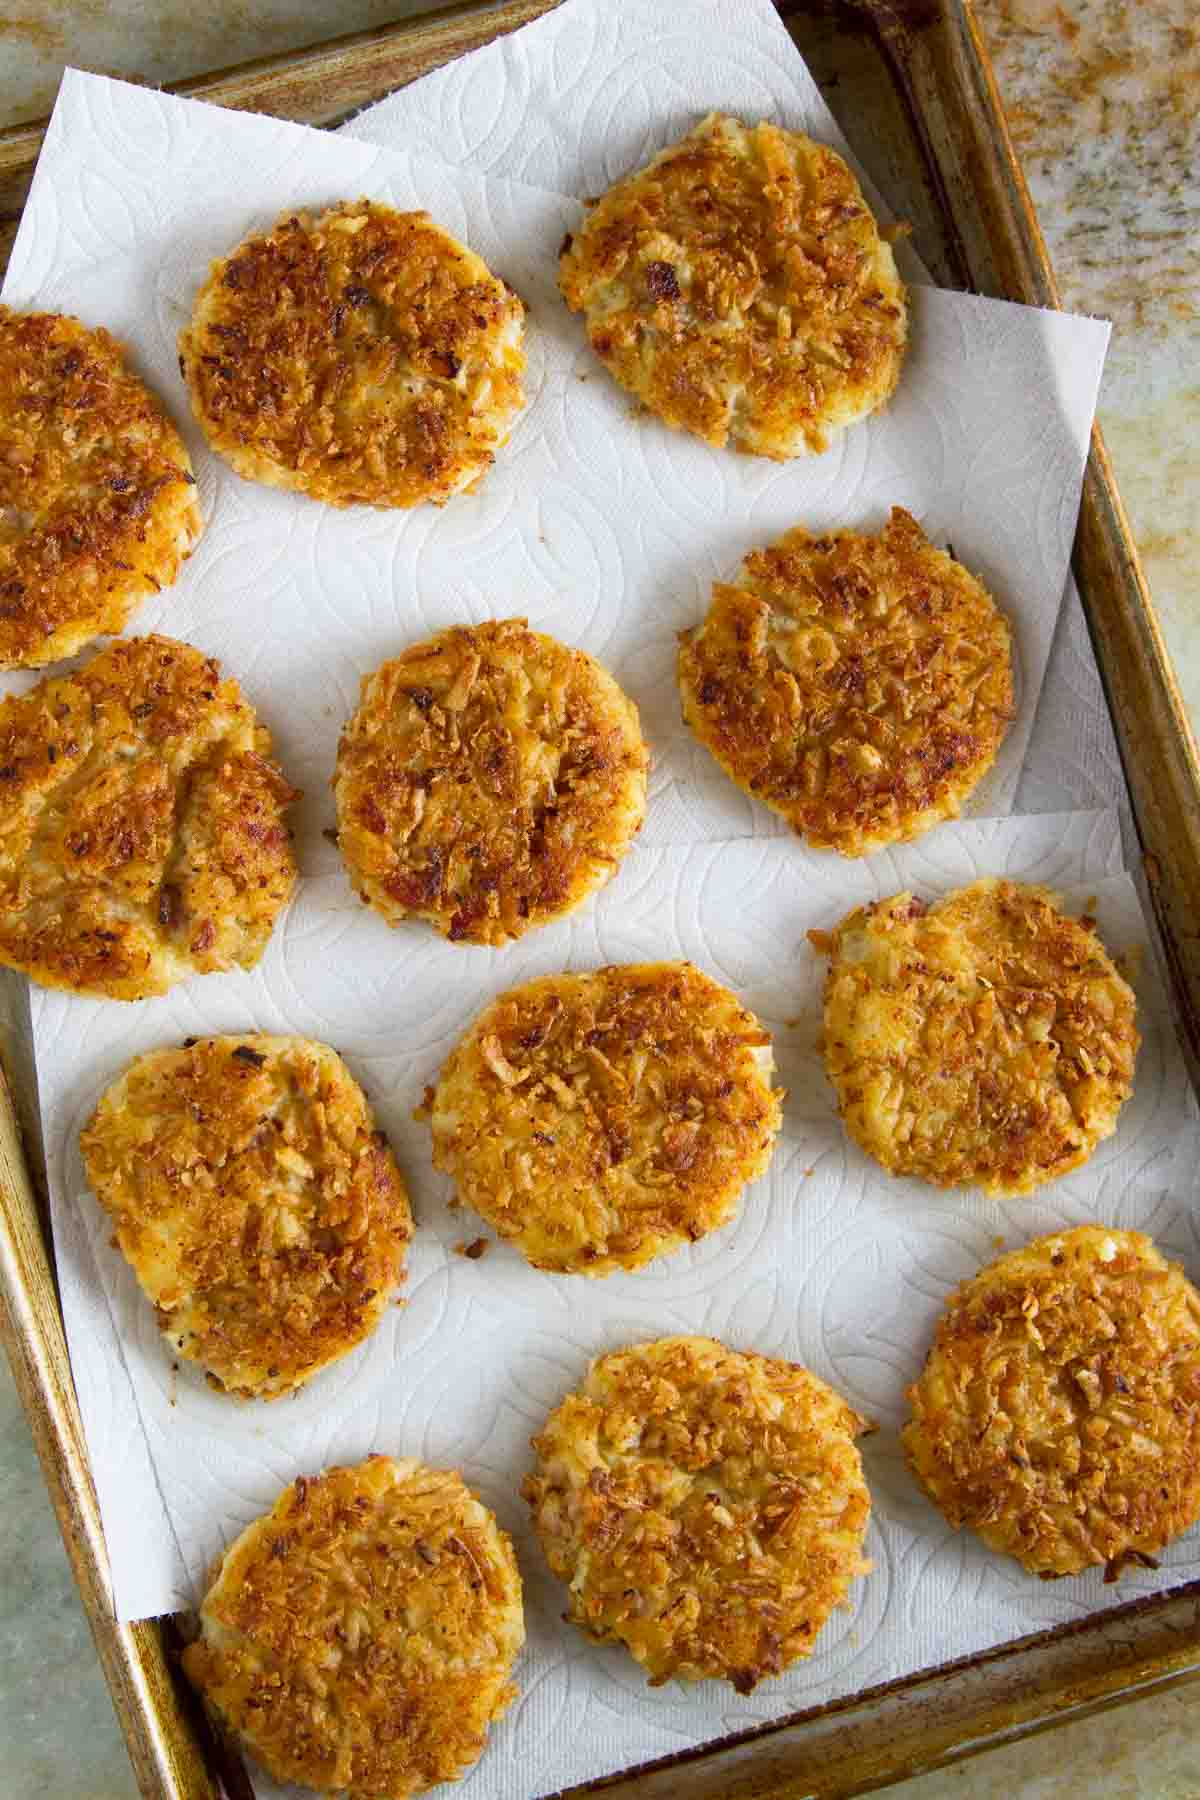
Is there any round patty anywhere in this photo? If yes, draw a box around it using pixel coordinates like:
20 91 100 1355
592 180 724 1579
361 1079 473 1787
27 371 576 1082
180 200 525 508
904 1226 1200 1578
0 634 298 1000
429 963 782 1275
524 1336 872 1689
817 880 1139 1194
678 508 1013 854
183 1456 524 1793
0 306 202 667
81 1036 412 1400
334 619 648 946
559 113 906 458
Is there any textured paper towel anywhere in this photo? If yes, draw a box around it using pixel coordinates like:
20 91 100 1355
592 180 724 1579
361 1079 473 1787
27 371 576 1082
2 69 1110 855
0 28 1166 1800
30 809 1200 1800
341 0 1132 839
343 0 913 236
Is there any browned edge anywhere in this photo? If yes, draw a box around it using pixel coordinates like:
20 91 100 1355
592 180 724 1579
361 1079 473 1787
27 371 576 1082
567 1582 1200 1799
810 0 1200 1096
0 991 224 1799
0 11 558 1794
572 3 1200 1779
1 1 1199 1797
944 1 1200 1086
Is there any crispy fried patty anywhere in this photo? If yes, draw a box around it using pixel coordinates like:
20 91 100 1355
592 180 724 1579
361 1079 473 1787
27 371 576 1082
817 880 1139 1194
524 1336 872 1688
181 200 525 508
0 635 298 999
0 306 202 667
678 508 1013 854
183 1456 524 1793
334 619 648 946
429 963 782 1275
81 1036 412 1400
560 113 906 457
904 1227 1200 1578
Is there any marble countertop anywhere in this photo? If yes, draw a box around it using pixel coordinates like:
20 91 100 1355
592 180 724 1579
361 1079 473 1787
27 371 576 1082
979 0 1200 724
0 3 1197 1797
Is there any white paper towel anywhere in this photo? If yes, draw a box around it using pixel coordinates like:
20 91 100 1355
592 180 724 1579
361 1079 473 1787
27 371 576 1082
340 0 899 231
0 14 1181 1796
3 68 1109 854
341 0 1133 840
30 810 1200 1800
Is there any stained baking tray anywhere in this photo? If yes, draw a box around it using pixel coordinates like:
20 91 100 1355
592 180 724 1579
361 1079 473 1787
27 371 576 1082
1 3 1199 1795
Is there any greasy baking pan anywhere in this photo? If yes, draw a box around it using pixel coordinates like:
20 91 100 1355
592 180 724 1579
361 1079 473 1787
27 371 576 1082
2 3 1200 1796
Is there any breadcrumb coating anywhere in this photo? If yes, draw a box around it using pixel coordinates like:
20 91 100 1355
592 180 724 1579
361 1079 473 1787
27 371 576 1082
904 1227 1200 1578
81 1036 412 1400
181 200 525 509
559 113 906 457
183 1456 524 1794
524 1336 872 1689
0 635 298 1000
0 306 202 667
817 880 1139 1194
678 508 1013 854
429 963 782 1275
334 619 648 946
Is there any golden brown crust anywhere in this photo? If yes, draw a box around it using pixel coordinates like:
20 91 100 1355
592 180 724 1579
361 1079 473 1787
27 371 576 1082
429 963 782 1275
180 201 525 509
0 635 298 1000
818 880 1139 1195
903 1227 1200 1578
678 508 1013 854
80 1036 412 1400
183 1456 524 1794
559 113 906 458
524 1336 872 1689
0 306 202 667
334 619 648 946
